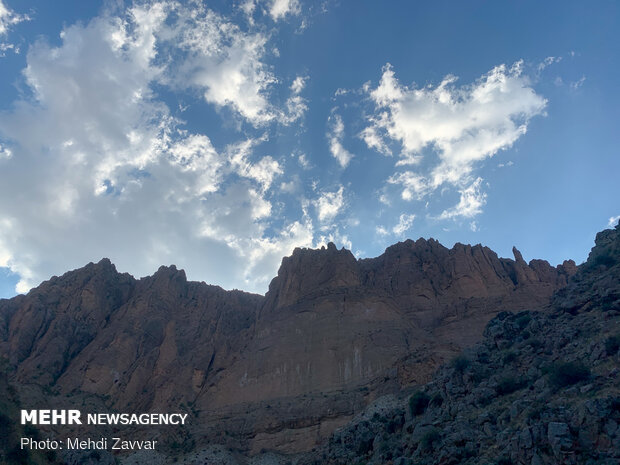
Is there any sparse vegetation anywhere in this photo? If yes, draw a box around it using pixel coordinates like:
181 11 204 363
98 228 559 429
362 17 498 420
502 351 518 364
605 334 620 355
451 354 470 373
409 391 430 416
548 361 591 388
523 337 543 350
496 457 514 465
495 376 526 396
429 392 444 407
419 428 441 451
592 252 615 267
515 314 532 329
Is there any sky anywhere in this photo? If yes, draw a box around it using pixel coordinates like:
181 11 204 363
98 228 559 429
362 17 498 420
0 0 618 298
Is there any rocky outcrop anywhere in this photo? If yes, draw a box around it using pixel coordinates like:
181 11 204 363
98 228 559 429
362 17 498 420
0 236 577 456
297 222 620 465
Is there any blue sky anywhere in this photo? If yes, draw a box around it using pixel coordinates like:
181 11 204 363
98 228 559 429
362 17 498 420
0 0 618 297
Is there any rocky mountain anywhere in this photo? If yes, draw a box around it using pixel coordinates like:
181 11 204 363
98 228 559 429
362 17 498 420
0 237 577 459
295 221 620 465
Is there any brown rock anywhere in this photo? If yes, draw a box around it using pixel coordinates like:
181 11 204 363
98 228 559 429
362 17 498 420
0 237 576 454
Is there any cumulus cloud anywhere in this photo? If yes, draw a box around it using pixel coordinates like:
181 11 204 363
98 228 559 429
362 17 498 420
151 2 279 126
269 0 301 21
314 186 345 223
364 61 546 219
608 215 620 228
0 1 313 294
327 113 354 168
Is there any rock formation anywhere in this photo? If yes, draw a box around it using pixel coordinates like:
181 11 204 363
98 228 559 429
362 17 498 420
298 222 620 465
0 236 577 457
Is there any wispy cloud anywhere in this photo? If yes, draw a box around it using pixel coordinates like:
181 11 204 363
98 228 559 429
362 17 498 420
327 112 354 168
0 0 29 55
0 0 28 36
438 178 487 219
570 76 586 90
393 213 415 235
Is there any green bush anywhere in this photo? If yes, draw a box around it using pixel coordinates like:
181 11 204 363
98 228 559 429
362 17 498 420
524 337 543 350
592 253 615 267
451 355 470 373
429 392 444 407
515 314 532 329
502 351 518 364
605 334 620 355
420 428 441 451
548 361 591 388
409 391 430 416
495 376 526 396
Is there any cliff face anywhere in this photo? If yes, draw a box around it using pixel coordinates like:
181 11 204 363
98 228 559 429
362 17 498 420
299 222 620 465
0 237 576 455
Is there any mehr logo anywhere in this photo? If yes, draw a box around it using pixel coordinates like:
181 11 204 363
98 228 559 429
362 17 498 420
21 410 82 425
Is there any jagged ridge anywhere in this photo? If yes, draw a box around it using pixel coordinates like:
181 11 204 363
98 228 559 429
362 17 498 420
0 236 577 456
298 223 620 465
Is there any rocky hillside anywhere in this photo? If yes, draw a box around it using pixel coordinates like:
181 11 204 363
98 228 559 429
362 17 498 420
0 237 576 456
298 222 620 465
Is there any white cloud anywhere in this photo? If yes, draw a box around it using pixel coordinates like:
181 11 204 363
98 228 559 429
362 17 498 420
240 0 256 20
227 138 283 191
392 213 415 235
608 215 620 228
317 229 352 251
365 61 545 220
388 171 429 201
314 186 345 223
537 56 562 72
0 1 314 295
0 0 28 36
269 0 301 21
570 76 586 90
327 113 354 168
361 125 391 156
297 153 310 169
439 178 487 219
0 0 29 56
280 177 298 193
291 75 306 94
378 192 390 206
0 141 11 158
156 2 277 126
280 75 309 124
375 213 415 237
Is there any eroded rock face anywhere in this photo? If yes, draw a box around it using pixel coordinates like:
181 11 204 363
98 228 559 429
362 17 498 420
301 222 620 465
0 237 576 455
